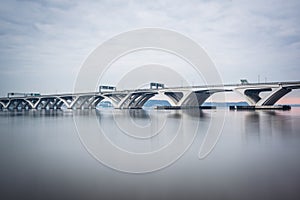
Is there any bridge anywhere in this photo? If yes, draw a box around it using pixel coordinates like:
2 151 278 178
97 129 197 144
0 81 299 111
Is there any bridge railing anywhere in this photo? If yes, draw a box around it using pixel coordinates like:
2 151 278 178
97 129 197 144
1 81 300 100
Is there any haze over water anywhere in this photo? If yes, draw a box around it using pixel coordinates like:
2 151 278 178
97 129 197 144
1 108 300 200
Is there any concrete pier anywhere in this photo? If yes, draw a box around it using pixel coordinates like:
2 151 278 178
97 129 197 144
229 105 291 111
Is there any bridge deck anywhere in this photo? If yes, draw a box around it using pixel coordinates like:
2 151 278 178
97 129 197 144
1 81 300 100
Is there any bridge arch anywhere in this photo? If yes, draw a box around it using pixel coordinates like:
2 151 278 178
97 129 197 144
88 95 105 109
24 98 41 109
258 87 292 106
0 101 6 108
235 85 298 106
162 89 229 107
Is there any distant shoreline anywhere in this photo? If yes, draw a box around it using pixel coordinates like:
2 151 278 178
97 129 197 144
143 100 300 108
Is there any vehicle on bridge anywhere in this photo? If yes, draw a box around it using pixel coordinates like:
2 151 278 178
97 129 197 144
7 93 41 98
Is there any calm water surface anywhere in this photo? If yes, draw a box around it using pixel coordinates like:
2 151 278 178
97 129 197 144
1 108 300 200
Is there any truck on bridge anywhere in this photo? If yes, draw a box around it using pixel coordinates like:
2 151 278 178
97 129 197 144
7 93 41 98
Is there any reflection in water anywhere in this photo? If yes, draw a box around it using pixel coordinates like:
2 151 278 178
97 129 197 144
0 108 300 199
127 109 150 118
166 109 208 120
93 109 198 154
244 112 261 140
167 111 182 119
243 110 296 143
183 109 207 118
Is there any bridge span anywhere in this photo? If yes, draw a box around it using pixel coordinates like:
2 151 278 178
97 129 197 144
0 81 299 111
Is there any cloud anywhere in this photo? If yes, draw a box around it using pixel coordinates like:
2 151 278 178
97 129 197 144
0 0 300 96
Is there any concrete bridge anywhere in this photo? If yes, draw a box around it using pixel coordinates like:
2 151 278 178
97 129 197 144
0 81 299 111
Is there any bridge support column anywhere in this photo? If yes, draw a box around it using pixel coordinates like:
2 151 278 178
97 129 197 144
235 86 293 106
115 92 157 109
41 99 52 109
56 101 64 110
257 87 291 106
163 89 228 108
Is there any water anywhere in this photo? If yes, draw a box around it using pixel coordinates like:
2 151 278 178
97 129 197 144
1 108 300 200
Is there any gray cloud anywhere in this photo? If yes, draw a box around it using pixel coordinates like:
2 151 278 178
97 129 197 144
0 0 299 96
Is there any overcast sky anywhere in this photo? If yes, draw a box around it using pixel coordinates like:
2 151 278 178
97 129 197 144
0 0 299 100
